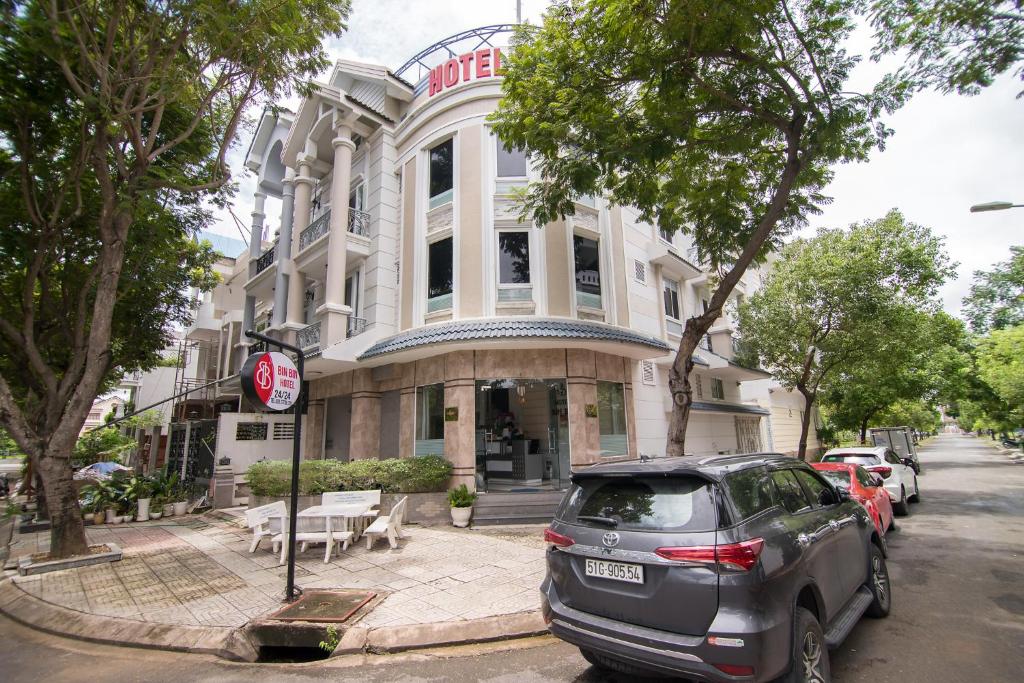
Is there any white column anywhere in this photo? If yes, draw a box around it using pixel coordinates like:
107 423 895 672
286 159 314 328
242 191 266 336
272 171 296 328
318 123 355 344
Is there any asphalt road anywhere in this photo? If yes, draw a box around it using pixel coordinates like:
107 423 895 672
1 434 1021 682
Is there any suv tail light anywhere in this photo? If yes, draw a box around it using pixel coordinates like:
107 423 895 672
655 538 764 571
543 528 574 548
868 465 892 479
713 663 755 677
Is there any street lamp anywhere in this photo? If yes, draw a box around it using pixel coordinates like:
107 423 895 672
970 201 1024 213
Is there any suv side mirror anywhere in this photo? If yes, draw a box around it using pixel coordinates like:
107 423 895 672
902 457 913 467
834 487 850 503
870 474 885 487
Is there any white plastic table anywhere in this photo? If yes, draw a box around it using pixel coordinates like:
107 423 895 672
275 503 378 564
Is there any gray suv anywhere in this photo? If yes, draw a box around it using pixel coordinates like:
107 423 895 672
541 453 891 682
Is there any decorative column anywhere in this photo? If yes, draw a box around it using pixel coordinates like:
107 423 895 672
567 349 601 467
444 351 477 490
303 398 326 460
242 191 266 336
286 158 314 330
319 121 355 345
349 369 380 459
272 171 296 328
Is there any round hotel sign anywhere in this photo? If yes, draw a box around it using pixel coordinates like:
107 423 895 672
241 351 301 411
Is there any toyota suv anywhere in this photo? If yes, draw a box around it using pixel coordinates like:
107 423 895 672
540 453 891 682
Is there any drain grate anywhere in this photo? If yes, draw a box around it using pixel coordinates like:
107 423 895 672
269 590 376 623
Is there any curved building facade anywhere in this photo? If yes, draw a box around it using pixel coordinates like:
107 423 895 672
240 28 774 493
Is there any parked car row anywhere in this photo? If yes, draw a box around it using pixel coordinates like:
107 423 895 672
541 450 917 682
819 446 921 517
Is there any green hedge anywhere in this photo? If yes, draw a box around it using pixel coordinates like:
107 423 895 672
246 455 453 497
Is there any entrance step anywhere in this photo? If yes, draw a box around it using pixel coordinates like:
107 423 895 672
473 491 565 526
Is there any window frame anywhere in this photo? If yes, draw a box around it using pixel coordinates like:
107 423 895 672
573 233 603 310
426 235 454 313
771 469 813 514
663 277 682 337
495 139 528 179
414 383 446 455
711 377 725 400
428 138 454 210
496 229 533 303
596 380 628 457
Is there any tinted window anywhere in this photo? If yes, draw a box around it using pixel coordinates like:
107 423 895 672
794 470 834 507
573 235 601 298
498 232 530 284
772 470 811 513
818 470 851 490
884 451 902 465
560 477 717 532
496 141 527 177
822 454 880 466
427 238 453 299
854 467 877 487
725 467 778 520
429 139 453 200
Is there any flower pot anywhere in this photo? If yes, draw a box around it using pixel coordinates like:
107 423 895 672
149 511 162 520
136 498 151 522
92 512 105 526
162 503 174 517
106 508 119 524
450 506 472 528
173 501 188 516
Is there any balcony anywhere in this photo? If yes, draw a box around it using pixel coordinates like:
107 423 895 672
300 211 330 251
347 316 368 338
348 208 370 237
297 320 321 351
254 245 276 274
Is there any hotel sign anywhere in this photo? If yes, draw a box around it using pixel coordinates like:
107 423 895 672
428 47 503 97
241 351 301 411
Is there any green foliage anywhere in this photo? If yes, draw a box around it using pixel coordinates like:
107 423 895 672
72 427 136 468
977 325 1024 410
962 246 1024 333
447 484 477 508
869 1 1024 97
246 456 454 498
0 430 24 459
319 625 340 654
873 400 942 433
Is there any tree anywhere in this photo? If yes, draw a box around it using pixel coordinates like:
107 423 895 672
870 1 1024 97
491 0 907 456
962 245 1024 333
977 325 1024 410
0 1 350 558
737 210 952 458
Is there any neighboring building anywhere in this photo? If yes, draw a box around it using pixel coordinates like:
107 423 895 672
741 379 823 458
80 395 126 436
210 25 775 498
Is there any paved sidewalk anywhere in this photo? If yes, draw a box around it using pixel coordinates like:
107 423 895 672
2 512 547 654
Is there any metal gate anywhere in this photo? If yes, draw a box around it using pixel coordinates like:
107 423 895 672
735 417 763 454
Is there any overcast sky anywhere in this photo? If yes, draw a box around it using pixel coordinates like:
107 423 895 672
217 0 1022 319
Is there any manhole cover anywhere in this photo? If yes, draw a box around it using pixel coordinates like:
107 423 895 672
269 590 376 623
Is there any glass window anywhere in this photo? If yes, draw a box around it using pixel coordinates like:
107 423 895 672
855 467 877 487
821 453 880 467
771 470 812 513
794 469 834 507
559 476 717 532
818 470 852 490
884 450 902 465
597 381 628 456
659 227 673 243
725 467 778 520
573 235 602 308
429 139 453 208
664 278 681 320
711 377 725 400
349 184 364 211
415 383 445 456
427 237 453 311
498 232 531 284
496 141 527 177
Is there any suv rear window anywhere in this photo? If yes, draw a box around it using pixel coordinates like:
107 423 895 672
725 467 778 520
818 469 851 489
559 476 718 532
822 454 879 466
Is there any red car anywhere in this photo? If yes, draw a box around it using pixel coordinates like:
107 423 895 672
812 462 895 536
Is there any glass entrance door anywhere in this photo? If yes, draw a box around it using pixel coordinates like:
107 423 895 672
475 379 570 492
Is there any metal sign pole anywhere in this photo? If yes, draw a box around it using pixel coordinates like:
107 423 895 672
244 329 304 603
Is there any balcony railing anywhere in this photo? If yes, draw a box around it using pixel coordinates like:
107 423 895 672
348 208 370 237
255 245 276 274
300 211 331 251
347 316 368 338
297 320 321 350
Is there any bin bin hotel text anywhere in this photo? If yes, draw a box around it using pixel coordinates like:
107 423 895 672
428 47 503 97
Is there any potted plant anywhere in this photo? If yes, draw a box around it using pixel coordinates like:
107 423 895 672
125 476 153 522
172 484 189 517
447 484 477 528
149 493 163 520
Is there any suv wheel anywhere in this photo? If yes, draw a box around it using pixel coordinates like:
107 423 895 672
579 648 665 678
893 487 910 516
910 477 921 503
865 544 891 618
777 607 829 683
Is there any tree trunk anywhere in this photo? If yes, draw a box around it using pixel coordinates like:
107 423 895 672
858 409 877 445
666 326 702 457
796 387 816 461
34 446 89 557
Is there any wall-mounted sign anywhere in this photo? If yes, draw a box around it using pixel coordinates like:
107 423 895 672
241 351 301 411
428 47 503 97
444 406 459 421
585 404 598 418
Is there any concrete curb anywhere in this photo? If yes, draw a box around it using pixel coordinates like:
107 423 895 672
332 610 547 656
0 579 258 662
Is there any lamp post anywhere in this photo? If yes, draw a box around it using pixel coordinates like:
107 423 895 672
969 201 1024 213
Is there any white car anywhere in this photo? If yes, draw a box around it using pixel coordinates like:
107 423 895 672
820 446 920 516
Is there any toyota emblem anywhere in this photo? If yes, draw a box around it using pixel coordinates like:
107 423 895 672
602 532 620 548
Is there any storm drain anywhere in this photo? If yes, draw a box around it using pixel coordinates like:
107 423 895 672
251 590 379 662
268 589 377 622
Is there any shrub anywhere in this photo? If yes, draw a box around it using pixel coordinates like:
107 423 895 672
246 456 454 497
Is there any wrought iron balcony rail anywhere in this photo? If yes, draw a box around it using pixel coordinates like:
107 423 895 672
348 208 370 237
347 316 368 338
297 320 321 350
255 245 276 274
300 211 331 251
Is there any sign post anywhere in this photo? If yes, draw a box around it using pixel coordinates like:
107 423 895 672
242 330 305 602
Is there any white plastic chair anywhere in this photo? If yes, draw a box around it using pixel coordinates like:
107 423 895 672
322 490 381 536
364 496 407 550
244 501 285 553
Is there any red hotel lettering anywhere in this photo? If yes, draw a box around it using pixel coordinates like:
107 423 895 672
428 48 503 97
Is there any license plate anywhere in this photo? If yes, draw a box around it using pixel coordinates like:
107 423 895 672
585 558 644 584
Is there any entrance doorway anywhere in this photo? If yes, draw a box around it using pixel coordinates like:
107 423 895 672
475 379 570 492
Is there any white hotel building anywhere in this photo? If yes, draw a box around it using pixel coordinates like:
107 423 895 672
226 26 818 496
